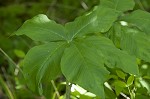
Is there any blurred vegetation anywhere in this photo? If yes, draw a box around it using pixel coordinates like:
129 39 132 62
0 0 150 99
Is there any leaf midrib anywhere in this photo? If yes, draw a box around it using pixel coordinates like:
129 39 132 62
36 42 66 85
73 44 98 83
21 26 66 41
71 17 97 40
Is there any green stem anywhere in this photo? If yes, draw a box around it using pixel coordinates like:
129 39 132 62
0 75 14 99
51 80 60 98
66 80 71 99
0 48 23 74
128 87 134 99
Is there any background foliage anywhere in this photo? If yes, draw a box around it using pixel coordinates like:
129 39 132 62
0 0 150 99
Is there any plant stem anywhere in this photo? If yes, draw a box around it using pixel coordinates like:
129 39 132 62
0 74 14 99
0 48 23 74
128 87 134 99
51 80 60 98
66 80 71 99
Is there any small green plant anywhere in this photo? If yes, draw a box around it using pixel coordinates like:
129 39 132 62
14 0 150 98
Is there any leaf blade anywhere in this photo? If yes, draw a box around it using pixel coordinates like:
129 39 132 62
61 42 109 98
84 36 139 75
65 6 118 40
121 10 150 35
61 36 138 98
23 42 66 94
14 14 67 42
101 0 135 12
120 27 150 63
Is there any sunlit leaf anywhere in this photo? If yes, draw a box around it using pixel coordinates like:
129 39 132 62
127 75 134 87
14 14 67 42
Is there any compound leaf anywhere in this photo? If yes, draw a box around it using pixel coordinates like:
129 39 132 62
14 14 67 42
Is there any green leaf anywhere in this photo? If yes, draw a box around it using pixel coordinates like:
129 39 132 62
120 27 150 63
65 11 98 41
113 80 127 88
65 6 118 40
104 86 116 98
84 36 139 75
42 81 53 99
14 49 25 58
127 75 134 87
107 22 122 48
14 14 67 42
23 42 66 94
115 85 124 96
61 36 138 98
121 10 150 35
95 6 118 32
61 42 109 99
101 0 135 12
116 70 126 80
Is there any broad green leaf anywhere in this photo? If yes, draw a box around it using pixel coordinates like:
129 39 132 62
65 11 98 41
120 27 150 63
61 36 138 98
95 6 118 32
14 14 67 42
84 36 139 75
65 6 118 40
101 0 135 12
116 70 126 80
121 10 150 35
127 75 134 87
61 42 109 99
23 42 66 94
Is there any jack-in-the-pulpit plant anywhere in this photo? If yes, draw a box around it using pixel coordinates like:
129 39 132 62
14 0 150 98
